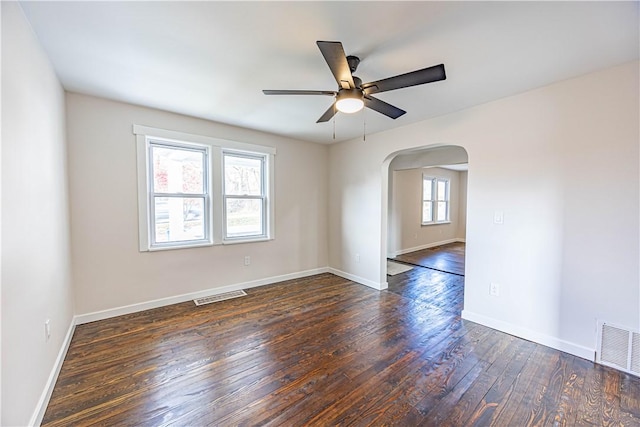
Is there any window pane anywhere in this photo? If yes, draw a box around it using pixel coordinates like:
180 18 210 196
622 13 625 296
422 201 433 223
423 179 432 200
154 197 204 243
152 146 204 194
226 198 263 238
437 180 447 201
437 202 448 221
224 154 263 196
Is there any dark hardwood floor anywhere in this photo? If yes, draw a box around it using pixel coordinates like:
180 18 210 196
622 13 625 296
392 242 466 276
42 244 640 426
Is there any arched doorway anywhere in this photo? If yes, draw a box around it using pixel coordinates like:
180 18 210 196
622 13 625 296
381 144 469 284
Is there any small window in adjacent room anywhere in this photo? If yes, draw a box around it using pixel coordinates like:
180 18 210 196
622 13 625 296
223 152 267 240
422 175 450 224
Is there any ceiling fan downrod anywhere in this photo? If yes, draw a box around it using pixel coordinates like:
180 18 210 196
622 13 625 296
346 55 360 73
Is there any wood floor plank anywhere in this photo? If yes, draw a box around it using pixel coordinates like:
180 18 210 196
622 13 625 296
463 338 536 426
621 373 640 418
489 344 559 425
600 368 637 426
413 331 520 425
418 359 491 426
576 360 607 426
443 338 534 427
546 354 591 426
501 345 563 426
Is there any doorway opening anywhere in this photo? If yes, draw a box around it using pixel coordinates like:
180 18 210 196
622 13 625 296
382 145 469 312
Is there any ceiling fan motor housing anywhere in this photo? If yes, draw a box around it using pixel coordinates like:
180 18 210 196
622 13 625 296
337 87 363 99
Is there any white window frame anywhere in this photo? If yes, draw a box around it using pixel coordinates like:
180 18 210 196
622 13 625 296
134 125 276 251
222 150 269 242
147 140 211 249
422 175 450 225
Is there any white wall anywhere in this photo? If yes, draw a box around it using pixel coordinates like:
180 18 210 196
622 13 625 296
329 61 639 358
458 171 468 238
1 3 75 425
66 94 329 316
388 167 466 256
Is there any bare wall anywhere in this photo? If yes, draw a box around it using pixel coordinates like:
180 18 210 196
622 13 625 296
1 3 75 425
66 94 329 315
458 171 468 238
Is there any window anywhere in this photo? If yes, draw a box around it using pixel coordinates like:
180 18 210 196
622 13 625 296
422 175 449 224
149 141 209 248
135 125 275 251
223 152 267 240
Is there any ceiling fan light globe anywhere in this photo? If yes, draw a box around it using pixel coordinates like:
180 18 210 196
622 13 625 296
336 97 364 114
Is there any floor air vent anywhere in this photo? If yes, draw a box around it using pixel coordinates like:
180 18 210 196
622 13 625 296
194 290 247 306
597 321 640 377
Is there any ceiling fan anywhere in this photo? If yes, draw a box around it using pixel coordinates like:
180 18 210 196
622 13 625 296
263 41 446 123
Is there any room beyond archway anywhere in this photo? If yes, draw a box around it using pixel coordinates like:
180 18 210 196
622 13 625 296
382 144 469 282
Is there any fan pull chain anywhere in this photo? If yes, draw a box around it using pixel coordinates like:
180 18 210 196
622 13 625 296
363 109 366 142
332 103 336 140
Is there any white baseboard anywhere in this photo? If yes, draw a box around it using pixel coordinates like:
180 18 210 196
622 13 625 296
389 237 466 258
29 318 76 427
461 309 595 361
328 268 388 290
75 267 330 324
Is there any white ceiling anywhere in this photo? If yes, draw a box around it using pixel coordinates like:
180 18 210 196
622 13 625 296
435 164 468 172
19 1 639 144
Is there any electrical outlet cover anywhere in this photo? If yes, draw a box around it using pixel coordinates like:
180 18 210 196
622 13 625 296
490 283 500 297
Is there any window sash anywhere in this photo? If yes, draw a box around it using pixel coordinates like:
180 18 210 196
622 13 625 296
148 141 210 248
422 176 450 224
422 200 433 223
222 152 267 240
224 196 266 239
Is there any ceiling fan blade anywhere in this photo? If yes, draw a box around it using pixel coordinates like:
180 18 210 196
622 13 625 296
263 90 336 96
316 41 355 89
316 102 337 123
362 64 446 95
364 95 406 119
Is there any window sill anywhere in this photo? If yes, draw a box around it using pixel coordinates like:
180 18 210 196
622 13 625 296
146 241 214 252
223 236 272 245
421 221 452 227
141 236 273 251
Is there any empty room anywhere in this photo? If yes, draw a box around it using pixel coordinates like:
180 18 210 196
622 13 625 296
2 1 639 426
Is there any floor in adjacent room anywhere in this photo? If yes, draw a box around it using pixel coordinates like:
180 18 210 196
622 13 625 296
42 243 640 426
